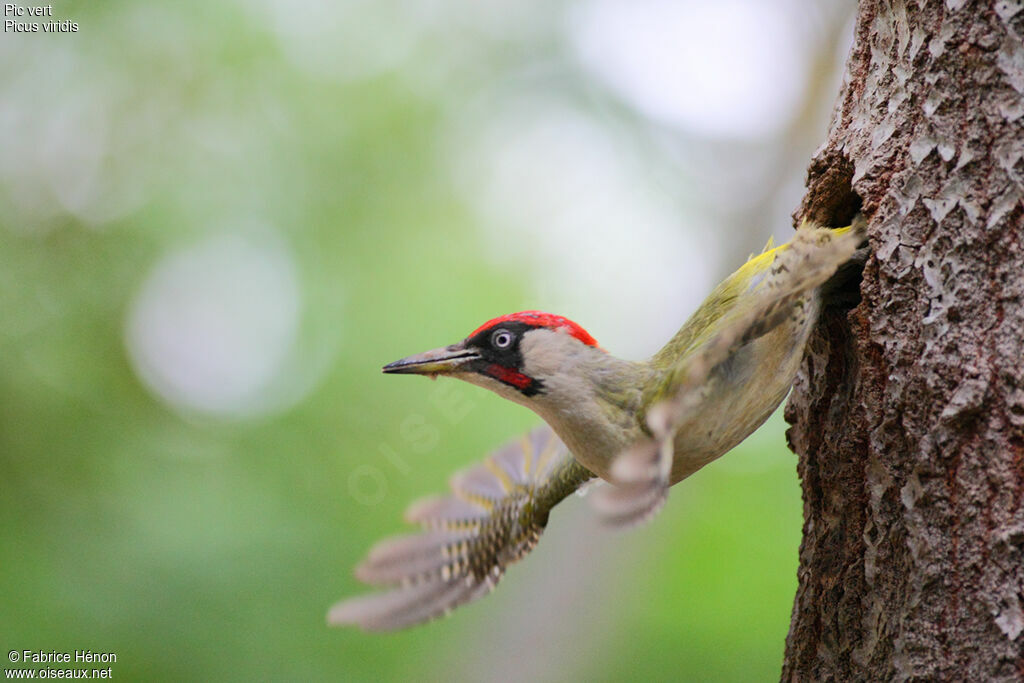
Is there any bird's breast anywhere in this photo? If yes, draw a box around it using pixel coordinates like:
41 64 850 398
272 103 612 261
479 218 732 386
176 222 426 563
667 319 807 484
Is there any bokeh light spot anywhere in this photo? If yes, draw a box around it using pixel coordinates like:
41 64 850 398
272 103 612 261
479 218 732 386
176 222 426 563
570 0 809 139
126 231 304 418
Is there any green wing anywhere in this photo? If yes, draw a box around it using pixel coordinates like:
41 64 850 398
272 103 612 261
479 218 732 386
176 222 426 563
329 426 593 631
596 220 868 527
648 220 865 405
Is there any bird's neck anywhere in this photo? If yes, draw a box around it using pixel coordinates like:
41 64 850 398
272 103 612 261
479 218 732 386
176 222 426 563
527 352 654 481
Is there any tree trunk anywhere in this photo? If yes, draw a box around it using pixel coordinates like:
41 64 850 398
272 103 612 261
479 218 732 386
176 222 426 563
782 0 1024 680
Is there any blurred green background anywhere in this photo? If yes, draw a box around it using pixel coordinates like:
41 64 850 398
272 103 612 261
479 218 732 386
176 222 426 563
0 1 854 680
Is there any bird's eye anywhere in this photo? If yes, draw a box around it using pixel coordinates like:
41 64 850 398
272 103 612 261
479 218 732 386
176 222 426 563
491 329 514 349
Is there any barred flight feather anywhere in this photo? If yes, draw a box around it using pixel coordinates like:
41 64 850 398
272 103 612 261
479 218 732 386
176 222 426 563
329 425 593 631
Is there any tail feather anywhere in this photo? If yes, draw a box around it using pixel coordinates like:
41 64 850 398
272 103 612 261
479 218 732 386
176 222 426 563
594 438 671 528
592 480 668 528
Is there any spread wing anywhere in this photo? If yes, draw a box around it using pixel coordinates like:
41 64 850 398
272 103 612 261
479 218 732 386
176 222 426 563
595 220 868 527
328 426 594 631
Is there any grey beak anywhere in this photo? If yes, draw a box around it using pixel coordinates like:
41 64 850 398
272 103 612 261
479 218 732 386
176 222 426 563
382 342 479 376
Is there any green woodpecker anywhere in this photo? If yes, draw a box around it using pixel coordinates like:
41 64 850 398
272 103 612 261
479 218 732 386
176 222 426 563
329 219 867 631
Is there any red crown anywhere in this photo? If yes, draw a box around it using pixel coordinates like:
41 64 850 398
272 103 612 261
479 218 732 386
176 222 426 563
469 310 600 348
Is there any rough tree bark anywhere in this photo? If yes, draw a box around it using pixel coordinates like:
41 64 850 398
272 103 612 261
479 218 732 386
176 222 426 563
783 0 1024 680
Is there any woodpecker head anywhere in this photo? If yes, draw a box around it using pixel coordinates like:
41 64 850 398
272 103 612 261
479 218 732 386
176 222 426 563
382 310 605 408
